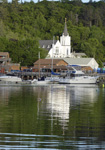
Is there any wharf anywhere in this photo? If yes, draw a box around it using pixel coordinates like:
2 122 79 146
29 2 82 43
97 74 105 83
85 73 105 83
20 72 51 80
18 72 105 82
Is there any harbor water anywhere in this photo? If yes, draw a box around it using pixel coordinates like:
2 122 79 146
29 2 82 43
0 83 105 149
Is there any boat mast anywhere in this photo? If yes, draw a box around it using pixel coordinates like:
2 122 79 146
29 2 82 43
52 36 54 71
38 51 40 79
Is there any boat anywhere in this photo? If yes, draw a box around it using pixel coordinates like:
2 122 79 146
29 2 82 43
49 70 60 83
59 69 99 84
30 76 51 85
50 76 60 83
0 74 22 83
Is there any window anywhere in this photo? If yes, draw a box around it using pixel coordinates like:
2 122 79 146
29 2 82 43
67 49 68 55
42 45 45 48
47 45 50 48
56 47 59 55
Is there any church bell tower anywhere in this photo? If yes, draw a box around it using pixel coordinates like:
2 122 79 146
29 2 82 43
60 18 71 57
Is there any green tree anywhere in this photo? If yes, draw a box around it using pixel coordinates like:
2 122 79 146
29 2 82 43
0 0 105 66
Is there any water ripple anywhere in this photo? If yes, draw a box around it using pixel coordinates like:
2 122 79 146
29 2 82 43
0 133 105 149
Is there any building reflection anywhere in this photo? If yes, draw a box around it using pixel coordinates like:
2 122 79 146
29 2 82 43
68 84 99 106
46 85 70 133
47 85 70 118
0 86 21 105
45 84 99 133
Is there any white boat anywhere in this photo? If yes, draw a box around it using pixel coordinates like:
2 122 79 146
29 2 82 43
59 70 99 84
30 76 60 85
0 74 22 83
50 71 60 83
30 77 51 85
50 76 60 83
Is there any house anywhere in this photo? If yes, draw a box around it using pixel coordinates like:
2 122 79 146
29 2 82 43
21 66 29 71
9 63 20 71
33 57 98 74
33 59 68 72
0 52 11 65
63 58 99 71
39 19 86 59
0 52 20 73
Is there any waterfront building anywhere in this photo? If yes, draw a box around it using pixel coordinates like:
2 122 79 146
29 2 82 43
33 58 98 72
0 52 20 73
63 58 99 70
33 59 68 72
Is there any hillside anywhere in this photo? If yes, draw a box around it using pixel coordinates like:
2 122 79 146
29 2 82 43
0 0 105 66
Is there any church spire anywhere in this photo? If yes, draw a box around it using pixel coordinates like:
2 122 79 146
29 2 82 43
63 18 68 36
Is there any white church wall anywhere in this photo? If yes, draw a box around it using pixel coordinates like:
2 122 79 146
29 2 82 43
60 35 71 46
48 40 62 58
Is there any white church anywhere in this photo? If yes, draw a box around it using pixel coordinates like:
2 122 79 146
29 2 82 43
48 20 72 58
39 19 86 58
39 19 99 69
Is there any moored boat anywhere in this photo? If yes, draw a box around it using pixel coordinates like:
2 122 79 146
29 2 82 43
0 74 22 83
59 70 99 84
30 76 51 85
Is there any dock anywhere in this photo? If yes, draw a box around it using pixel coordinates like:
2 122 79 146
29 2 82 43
13 72 105 83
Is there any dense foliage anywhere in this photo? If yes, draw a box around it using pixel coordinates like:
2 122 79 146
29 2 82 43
0 0 105 66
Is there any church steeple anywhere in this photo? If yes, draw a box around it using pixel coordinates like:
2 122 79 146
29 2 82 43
63 18 69 36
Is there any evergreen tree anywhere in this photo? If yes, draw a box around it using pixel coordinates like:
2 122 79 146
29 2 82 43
0 0 105 66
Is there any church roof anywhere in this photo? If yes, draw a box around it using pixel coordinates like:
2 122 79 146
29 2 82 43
39 40 57 51
63 19 68 36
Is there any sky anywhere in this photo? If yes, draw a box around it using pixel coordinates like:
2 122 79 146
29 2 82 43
7 0 100 3
33 0 100 2
30 0 100 2
82 0 100 2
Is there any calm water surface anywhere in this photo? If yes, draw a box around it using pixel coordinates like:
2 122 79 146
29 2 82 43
0 83 105 149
